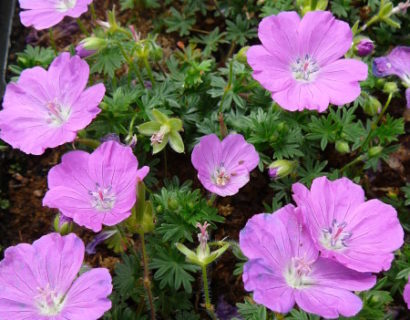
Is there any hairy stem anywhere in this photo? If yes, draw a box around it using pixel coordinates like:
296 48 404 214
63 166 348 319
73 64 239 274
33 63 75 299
139 232 156 320
76 18 89 36
361 93 393 148
143 58 156 86
218 60 233 113
49 28 58 54
201 265 214 316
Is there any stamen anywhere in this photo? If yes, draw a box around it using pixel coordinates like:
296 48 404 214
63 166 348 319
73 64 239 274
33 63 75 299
89 184 116 212
320 219 351 251
35 284 65 316
212 165 231 186
291 55 320 82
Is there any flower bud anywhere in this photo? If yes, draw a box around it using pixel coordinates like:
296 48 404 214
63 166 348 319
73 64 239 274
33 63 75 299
75 43 96 58
268 160 297 180
383 81 399 94
79 37 107 51
363 95 382 116
335 140 350 154
356 39 374 57
368 146 383 157
53 213 73 235
235 46 249 64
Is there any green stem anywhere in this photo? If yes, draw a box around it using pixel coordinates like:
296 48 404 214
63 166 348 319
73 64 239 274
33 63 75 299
339 155 365 173
90 3 97 22
361 15 380 31
163 148 168 177
76 138 101 149
76 18 89 36
361 93 393 148
49 28 58 54
201 265 213 314
143 58 156 86
139 232 156 320
131 62 145 87
218 60 233 113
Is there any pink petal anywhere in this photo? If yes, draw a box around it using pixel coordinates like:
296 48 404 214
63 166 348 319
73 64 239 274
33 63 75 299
32 233 84 293
243 260 295 313
64 83 105 131
317 59 368 106
404 280 410 309
247 45 294 92
61 268 112 320
48 53 90 105
47 150 94 190
298 11 352 65
295 286 363 319
258 12 300 64
311 257 376 291
20 9 65 30
272 82 330 112
191 134 222 172
220 134 259 172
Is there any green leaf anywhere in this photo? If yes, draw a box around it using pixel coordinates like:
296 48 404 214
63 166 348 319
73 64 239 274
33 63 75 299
151 247 200 293
164 7 196 36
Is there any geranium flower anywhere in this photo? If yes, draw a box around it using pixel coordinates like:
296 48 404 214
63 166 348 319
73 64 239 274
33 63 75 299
247 11 368 112
0 53 105 155
404 279 410 309
292 176 404 273
191 134 259 197
0 232 112 319
373 46 410 108
240 205 376 319
19 0 93 30
43 140 149 232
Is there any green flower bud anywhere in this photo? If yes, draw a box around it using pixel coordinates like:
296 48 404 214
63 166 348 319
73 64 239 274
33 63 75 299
268 160 297 179
80 37 107 51
53 213 73 236
368 146 383 158
235 46 249 64
383 82 399 94
363 95 382 116
335 140 350 154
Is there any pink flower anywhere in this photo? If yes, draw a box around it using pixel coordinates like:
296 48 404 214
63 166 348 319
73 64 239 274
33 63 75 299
191 134 259 197
373 46 410 108
19 0 93 30
0 232 112 319
240 205 376 319
43 141 149 232
247 11 368 112
404 279 410 309
292 176 404 273
0 53 105 155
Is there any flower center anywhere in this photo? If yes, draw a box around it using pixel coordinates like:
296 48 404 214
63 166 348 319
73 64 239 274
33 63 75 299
284 256 315 289
291 55 320 82
56 0 77 12
89 184 116 212
320 219 352 251
35 284 65 316
150 132 164 145
45 100 71 127
212 165 230 186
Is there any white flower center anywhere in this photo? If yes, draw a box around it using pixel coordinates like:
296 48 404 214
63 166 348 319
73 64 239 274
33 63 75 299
291 55 320 82
56 0 77 12
45 100 71 127
284 256 315 289
36 284 65 316
212 165 230 186
320 219 352 251
89 184 116 211
402 73 410 86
